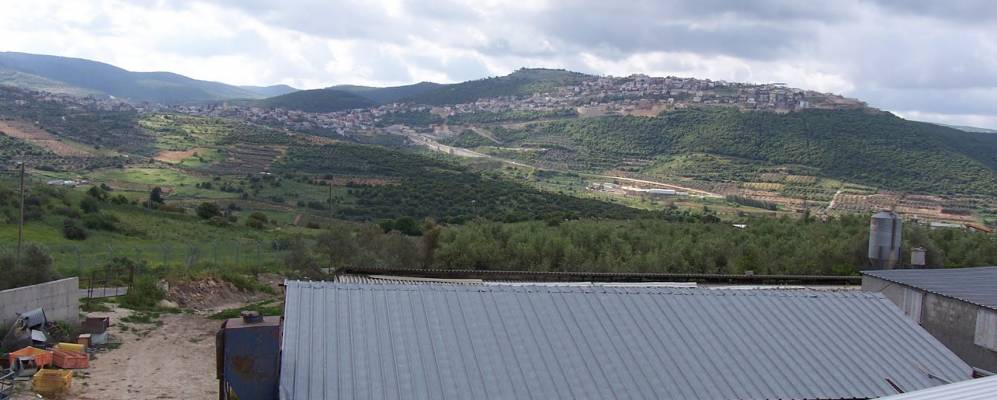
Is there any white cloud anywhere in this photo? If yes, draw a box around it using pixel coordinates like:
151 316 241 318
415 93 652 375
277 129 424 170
0 0 995 128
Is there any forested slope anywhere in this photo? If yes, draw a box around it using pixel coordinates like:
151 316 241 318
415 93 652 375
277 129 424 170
503 108 997 194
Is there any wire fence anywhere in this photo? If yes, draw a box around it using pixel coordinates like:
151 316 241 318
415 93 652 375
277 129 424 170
0 241 291 278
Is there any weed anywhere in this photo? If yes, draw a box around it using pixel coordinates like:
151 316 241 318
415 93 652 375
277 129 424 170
81 298 112 312
209 300 283 320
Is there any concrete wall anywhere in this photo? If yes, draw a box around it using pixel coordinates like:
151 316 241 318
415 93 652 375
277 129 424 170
0 277 79 328
863 275 997 373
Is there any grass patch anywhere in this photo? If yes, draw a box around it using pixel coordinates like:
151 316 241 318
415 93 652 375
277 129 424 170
81 298 113 312
118 275 165 310
209 300 283 320
216 271 276 295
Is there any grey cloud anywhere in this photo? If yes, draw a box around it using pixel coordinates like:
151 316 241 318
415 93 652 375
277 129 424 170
864 0 997 23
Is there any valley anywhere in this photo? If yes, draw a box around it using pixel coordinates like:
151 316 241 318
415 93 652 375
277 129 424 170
2 61 997 278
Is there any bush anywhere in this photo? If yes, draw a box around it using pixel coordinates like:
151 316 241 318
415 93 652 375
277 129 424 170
62 219 88 240
0 245 58 290
80 197 100 214
82 213 118 231
110 195 129 205
206 216 231 227
87 186 108 201
246 212 268 229
119 275 163 310
196 202 222 219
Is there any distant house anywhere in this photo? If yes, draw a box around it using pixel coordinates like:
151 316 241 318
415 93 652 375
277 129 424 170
276 281 971 400
862 267 997 373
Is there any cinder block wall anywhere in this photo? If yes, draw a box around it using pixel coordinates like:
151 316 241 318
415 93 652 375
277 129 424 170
863 275 997 373
0 277 80 328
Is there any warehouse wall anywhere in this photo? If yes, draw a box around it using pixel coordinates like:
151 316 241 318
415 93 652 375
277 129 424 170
863 275 997 373
0 277 79 328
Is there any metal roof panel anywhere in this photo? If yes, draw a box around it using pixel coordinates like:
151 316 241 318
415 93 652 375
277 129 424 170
862 267 997 309
280 281 973 400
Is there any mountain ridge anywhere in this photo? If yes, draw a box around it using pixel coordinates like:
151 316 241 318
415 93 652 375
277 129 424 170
0 51 264 103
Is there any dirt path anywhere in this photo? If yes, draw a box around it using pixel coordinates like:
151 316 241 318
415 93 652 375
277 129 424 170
404 131 722 198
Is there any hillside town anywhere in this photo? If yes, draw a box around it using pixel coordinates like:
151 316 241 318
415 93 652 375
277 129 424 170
162 73 867 137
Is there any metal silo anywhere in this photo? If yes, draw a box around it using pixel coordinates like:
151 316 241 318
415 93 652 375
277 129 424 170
868 211 902 269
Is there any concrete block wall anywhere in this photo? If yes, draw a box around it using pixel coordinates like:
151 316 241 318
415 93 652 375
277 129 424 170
0 277 80 328
863 275 997 373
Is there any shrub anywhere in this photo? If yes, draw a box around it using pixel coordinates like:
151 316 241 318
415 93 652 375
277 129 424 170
149 187 164 205
0 245 58 290
246 212 268 229
62 219 88 240
82 213 118 231
206 216 231 227
119 275 163 310
86 186 108 201
80 197 100 214
196 202 222 220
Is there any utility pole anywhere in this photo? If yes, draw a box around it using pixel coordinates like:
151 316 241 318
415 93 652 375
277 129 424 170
328 183 334 224
16 161 25 268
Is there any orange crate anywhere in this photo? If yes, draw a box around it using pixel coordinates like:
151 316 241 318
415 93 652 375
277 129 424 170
52 350 88 369
8 346 53 367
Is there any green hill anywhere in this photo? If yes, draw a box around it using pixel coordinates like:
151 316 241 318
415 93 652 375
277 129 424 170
257 89 378 113
481 108 997 195
238 84 298 97
330 82 442 104
0 52 263 103
402 68 594 105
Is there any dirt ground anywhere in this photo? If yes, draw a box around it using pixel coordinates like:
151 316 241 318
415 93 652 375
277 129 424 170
10 306 224 400
9 276 282 400
153 148 205 163
0 120 93 157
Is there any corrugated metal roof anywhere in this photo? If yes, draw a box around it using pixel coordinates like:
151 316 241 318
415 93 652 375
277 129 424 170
334 274 486 285
335 273 698 287
862 267 997 310
280 281 972 400
874 374 997 400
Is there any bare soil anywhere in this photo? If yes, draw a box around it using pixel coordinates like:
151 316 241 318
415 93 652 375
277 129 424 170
0 120 93 157
8 276 284 400
153 148 205 163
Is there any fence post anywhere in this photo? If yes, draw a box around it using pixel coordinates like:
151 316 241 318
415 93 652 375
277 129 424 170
75 246 82 278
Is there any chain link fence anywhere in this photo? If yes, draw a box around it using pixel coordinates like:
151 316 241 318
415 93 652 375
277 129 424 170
0 241 291 278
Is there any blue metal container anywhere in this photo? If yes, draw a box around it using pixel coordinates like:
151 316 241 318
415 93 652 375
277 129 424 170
217 313 281 400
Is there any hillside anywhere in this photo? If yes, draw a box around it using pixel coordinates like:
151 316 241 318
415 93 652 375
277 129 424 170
330 82 442 104
469 108 997 195
257 88 377 113
0 52 263 103
401 68 594 105
239 84 298 97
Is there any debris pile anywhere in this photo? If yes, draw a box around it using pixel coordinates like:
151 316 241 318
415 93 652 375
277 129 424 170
165 277 263 309
0 308 105 398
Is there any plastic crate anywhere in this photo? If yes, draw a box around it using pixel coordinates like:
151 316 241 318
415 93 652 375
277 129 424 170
52 350 88 369
7 347 52 368
32 369 72 396
54 342 85 354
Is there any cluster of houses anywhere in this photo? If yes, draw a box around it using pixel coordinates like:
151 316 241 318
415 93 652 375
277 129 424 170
162 73 868 141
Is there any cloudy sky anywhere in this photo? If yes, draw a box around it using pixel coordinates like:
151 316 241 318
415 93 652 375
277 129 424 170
2 0 996 128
